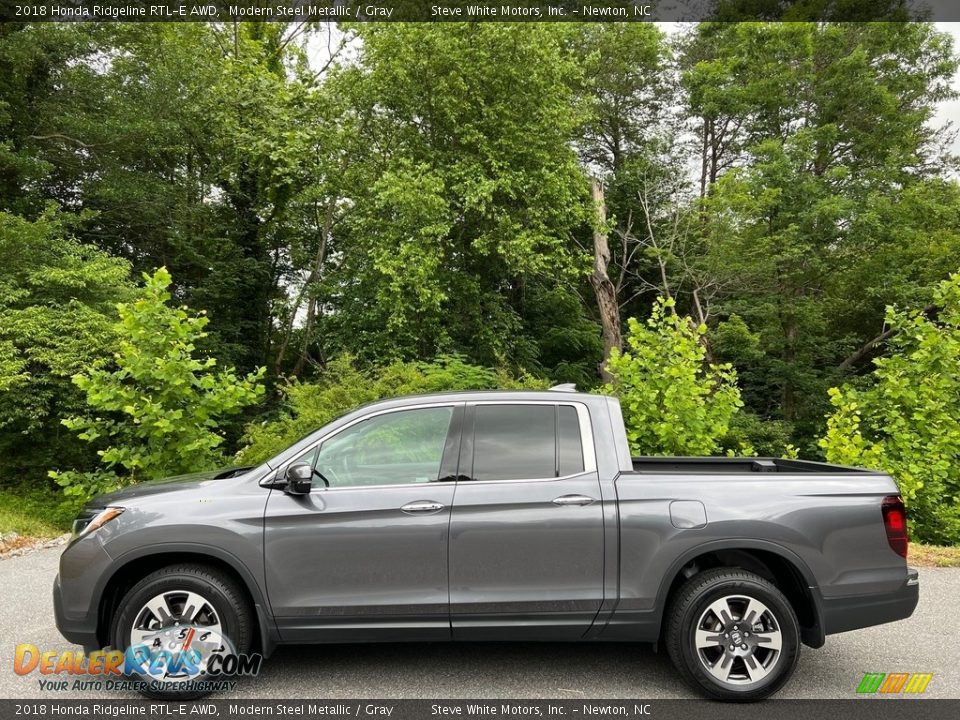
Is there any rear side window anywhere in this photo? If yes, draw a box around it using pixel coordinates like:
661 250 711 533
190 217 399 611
558 405 585 476
471 404 585 481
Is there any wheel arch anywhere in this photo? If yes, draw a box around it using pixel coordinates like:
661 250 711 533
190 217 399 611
656 539 824 648
95 543 277 656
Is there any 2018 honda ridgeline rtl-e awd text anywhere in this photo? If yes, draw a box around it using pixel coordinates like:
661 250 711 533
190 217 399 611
54 389 918 701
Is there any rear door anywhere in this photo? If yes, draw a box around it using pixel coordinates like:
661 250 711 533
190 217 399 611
449 401 605 640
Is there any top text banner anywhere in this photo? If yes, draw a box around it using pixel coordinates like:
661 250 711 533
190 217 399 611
4 0 960 23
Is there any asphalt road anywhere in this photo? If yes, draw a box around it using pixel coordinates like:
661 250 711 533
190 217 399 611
1 547 957 699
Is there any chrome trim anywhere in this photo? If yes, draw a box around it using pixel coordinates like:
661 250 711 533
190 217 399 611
552 494 596 506
270 399 598 491
400 501 445 514
459 470 598 486
319 480 455 493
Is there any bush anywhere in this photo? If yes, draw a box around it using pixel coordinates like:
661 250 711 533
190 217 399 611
51 268 265 499
238 354 548 464
820 273 960 545
722 412 798 459
605 298 745 456
0 483 86 537
0 210 133 482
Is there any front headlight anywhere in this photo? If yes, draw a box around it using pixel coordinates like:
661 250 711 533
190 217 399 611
71 507 124 541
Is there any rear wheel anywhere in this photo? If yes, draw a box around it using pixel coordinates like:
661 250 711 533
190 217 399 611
665 568 800 701
110 564 254 699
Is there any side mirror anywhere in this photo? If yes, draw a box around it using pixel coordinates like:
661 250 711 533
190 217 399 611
285 463 313 495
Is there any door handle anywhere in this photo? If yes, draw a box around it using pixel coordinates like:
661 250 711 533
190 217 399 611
552 494 596 507
400 500 445 514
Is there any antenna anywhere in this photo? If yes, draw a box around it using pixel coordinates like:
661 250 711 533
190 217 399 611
549 383 577 392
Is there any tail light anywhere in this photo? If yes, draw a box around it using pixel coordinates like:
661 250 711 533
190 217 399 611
881 495 908 558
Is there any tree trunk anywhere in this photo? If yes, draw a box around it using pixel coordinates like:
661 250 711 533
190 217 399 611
838 304 938 372
699 119 709 199
781 315 796 421
588 177 622 384
291 197 335 377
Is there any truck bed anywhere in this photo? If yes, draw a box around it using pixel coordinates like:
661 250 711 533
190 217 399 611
630 456 874 474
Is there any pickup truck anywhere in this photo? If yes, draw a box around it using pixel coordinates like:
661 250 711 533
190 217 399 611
54 389 918 701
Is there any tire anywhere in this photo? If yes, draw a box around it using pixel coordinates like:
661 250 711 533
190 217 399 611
110 563 254 699
665 568 800 701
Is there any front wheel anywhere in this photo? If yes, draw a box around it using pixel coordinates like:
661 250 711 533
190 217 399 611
665 568 800 701
110 563 254 699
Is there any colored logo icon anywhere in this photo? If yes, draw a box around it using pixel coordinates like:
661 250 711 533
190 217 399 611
856 672 933 694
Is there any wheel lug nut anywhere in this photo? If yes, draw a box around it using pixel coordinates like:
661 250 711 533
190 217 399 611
733 625 738 630
745 632 750 637
729 645 735 651
741 644 748 650
724 633 729 638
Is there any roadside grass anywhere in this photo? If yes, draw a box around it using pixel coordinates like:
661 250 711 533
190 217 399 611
0 485 85 540
911 543 960 568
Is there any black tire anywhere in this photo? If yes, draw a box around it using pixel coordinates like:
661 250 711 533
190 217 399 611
110 563 254 699
665 568 800 701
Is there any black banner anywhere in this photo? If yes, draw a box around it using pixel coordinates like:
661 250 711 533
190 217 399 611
2 700 960 720
2 0 960 23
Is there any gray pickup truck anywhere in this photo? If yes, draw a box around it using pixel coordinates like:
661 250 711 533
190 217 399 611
54 389 918 701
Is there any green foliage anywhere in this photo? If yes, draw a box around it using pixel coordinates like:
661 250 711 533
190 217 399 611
820 273 960 544
573 23 673 171
688 22 960 450
239 355 548 465
0 483 85 537
0 210 133 481
723 412 798 459
2 20 960 547
51 268 265 499
605 298 744 456
324 23 592 367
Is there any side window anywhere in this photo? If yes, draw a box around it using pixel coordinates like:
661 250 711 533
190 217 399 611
558 405 585 476
472 405 556 481
314 407 454 488
291 445 319 469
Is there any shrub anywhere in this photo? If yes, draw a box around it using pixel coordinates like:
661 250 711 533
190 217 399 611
820 273 960 545
605 297 744 456
0 210 133 482
51 268 265 499
721 412 798 459
238 354 547 464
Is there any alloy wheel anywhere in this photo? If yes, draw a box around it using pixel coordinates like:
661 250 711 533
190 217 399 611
129 589 225 678
693 594 783 686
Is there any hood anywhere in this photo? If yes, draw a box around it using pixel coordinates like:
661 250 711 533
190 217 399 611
88 466 254 507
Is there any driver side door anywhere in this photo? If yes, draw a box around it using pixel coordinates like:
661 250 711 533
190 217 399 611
263 403 463 642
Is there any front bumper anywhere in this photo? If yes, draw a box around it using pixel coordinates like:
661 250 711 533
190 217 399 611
821 567 919 635
53 572 99 650
52 534 115 652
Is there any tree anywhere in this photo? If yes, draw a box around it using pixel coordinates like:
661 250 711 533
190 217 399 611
605 297 744 456
1 24 326 375
239 354 547 465
820 273 960 545
683 22 960 450
573 23 673 174
322 23 593 370
0 210 133 482
571 25 675 378
52 268 265 499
